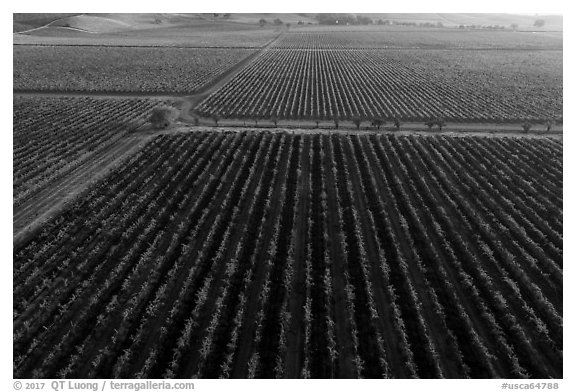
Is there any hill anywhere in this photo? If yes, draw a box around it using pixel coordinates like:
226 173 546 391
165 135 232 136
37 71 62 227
15 13 562 38
357 13 563 30
13 13 80 32
13 13 308 36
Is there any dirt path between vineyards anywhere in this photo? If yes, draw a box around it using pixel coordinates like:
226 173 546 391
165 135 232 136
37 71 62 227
13 131 155 246
165 124 563 139
178 116 563 135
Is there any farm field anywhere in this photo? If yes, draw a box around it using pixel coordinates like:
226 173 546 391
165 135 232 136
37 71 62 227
12 96 170 239
13 131 562 379
13 19 281 48
196 45 562 122
13 24 562 125
270 29 562 49
13 12 563 381
14 46 257 93
13 96 164 207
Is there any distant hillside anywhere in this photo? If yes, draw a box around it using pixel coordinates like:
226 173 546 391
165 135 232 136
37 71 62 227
14 13 562 37
355 13 563 30
13 13 80 32
13 13 300 37
220 13 317 25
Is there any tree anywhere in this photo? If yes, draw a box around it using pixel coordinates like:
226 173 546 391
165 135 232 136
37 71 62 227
510 23 518 31
212 114 220 126
316 13 356 25
546 119 555 132
259 18 267 27
150 106 178 129
425 118 436 130
352 118 362 130
273 18 283 25
270 116 279 128
315 119 320 128
371 118 385 130
333 117 340 129
356 15 373 25
534 19 545 28
393 116 401 131
522 122 532 133
435 116 446 131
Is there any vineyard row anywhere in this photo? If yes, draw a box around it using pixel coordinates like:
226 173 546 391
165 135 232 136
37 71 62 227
197 48 561 122
13 96 165 207
14 131 562 378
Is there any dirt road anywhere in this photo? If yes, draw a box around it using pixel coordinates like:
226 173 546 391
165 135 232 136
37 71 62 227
13 131 155 245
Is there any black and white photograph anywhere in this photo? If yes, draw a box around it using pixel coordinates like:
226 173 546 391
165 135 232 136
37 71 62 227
8 0 568 388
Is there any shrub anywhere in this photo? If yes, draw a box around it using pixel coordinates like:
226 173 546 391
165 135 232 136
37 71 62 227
522 122 532 133
150 106 179 129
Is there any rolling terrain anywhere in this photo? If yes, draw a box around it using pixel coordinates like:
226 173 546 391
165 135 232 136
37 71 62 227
13 13 563 379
